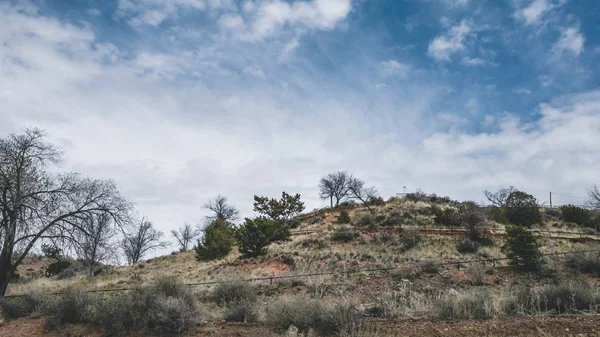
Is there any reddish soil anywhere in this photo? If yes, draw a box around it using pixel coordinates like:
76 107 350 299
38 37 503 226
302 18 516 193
2 316 600 337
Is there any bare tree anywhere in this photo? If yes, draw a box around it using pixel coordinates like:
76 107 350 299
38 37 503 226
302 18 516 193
171 224 199 251
121 218 167 265
483 186 516 207
0 129 133 295
587 184 600 209
318 171 352 208
73 213 116 276
347 177 379 215
203 195 239 223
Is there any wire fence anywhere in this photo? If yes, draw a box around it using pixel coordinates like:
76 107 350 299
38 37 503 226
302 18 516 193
5 248 600 299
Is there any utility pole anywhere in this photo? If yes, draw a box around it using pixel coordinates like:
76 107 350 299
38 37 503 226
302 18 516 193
549 192 552 208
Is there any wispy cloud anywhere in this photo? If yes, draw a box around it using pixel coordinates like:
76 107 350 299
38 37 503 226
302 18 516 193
379 60 411 76
427 20 472 62
514 88 533 94
461 57 497 67
513 0 563 26
552 26 585 57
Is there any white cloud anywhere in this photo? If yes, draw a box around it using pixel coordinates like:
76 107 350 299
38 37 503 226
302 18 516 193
514 88 532 94
553 26 585 57
514 0 564 26
244 65 267 79
427 20 472 62
237 0 352 40
379 60 411 76
118 0 207 27
461 57 497 67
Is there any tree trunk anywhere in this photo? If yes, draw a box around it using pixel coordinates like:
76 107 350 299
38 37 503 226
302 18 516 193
0 254 15 296
330 196 333 208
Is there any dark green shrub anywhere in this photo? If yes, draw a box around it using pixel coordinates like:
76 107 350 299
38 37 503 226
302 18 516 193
401 230 421 250
336 210 351 224
502 225 543 271
456 237 480 254
0 295 41 320
353 214 373 227
235 217 291 257
368 196 385 206
195 219 235 261
41 243 62 259
505 191 542 227
432 206 461 227
286 218 301 229
331 228 360 243
45 259 72 277
564 252 600 276
420 260 440 274
487 207 508 224
560 205 591 227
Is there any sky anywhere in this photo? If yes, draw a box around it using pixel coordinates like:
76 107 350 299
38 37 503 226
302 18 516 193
1 0 600 246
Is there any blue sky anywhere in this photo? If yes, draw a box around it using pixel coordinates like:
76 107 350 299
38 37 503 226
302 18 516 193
1 0 600 239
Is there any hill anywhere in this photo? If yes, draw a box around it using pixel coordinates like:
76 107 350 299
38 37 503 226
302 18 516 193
3 195 600 336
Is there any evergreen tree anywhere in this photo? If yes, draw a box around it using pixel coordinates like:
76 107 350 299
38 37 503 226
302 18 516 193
195 219 235 261
234 217 291 257
501 225 543 271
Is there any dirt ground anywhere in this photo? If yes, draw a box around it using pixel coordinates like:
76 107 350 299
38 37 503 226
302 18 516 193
2 315 600 337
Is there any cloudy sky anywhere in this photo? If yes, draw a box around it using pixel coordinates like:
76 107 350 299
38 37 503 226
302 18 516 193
1 0 599 237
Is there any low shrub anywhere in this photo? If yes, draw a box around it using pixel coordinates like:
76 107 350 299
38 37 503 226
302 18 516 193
211 281 257 307
93 277 199 335
0 295 41 320
224 299 258 323
465 266 486 285
436 289 495 320
432 206 461 227
488 207 508 224
266 297 364 336
380 215 403 227
336 210 351 224
354 214 374 227
456 237 479 254
560 205 591 227
564 252 600 276
420 260 440 274
286 218 301 229
401 230 421 250
45 259 72 277
43 291 93 329
331 228 360 243
506 280 600 315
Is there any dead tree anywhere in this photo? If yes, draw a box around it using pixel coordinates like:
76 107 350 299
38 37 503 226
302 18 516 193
347 177 379 215
203 195 240 223
121 218 167 264
483 186 516 207
171 224 199 251
0 129 132 295
74 213 116 276
318 171 352 208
